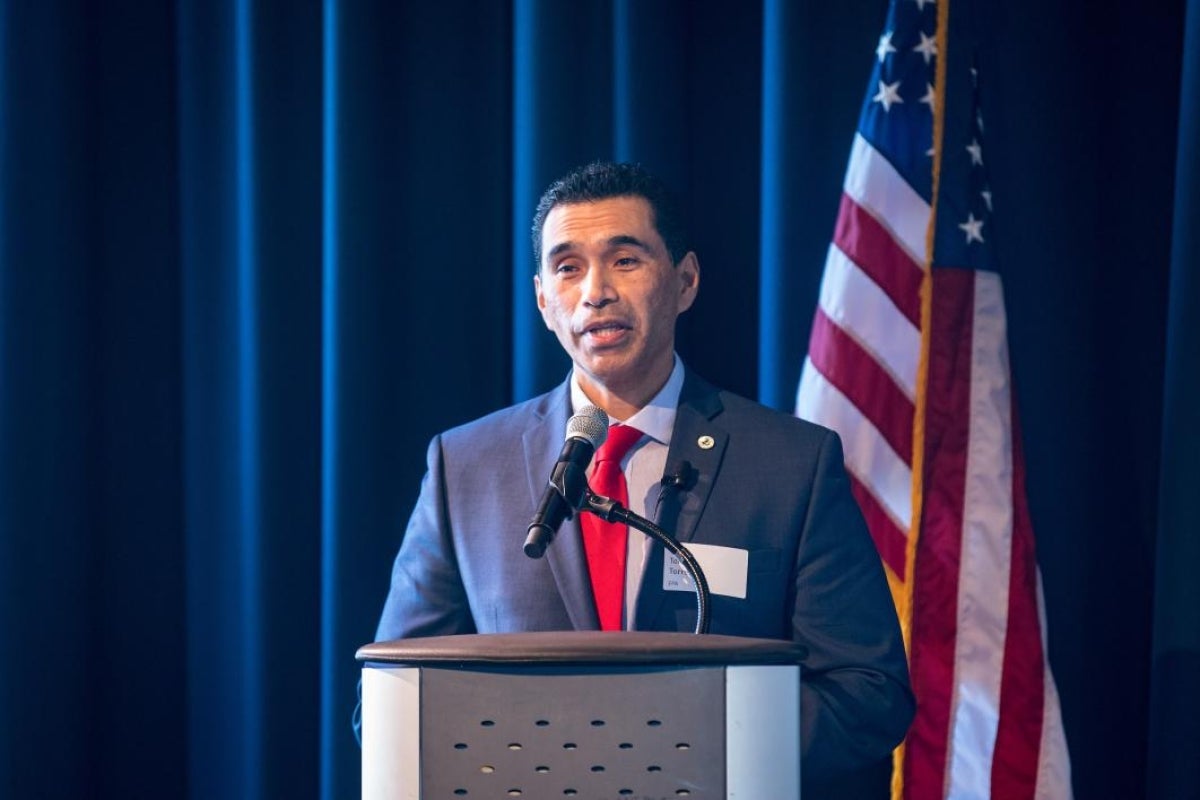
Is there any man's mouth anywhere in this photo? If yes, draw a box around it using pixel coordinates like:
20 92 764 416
580 320 631 345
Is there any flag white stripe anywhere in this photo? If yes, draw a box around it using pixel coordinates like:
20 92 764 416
946 271 1012 799
797 358 912 530
844 133 931 266
1035 573 1075 799
819 243 921 400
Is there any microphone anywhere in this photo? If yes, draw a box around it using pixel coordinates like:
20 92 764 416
652 460 696 521
660 460 696 492
523 405 609 558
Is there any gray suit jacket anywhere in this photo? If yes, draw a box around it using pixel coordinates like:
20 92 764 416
376 371 913 786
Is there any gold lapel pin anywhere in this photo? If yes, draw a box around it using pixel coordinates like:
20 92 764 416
697 435 715 450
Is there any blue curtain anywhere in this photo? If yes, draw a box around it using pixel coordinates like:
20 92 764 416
0 1 1195 798
1148 0 1200 796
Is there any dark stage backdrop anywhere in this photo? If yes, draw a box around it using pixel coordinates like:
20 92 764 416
1 1 1196 798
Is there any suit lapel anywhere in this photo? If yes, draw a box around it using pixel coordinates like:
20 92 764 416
522 381 601 631
637 371 727 629
660 384 727 544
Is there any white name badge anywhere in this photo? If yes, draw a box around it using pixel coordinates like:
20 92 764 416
663 543 749 600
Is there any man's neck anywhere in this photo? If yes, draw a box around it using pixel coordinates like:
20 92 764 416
572 356 681 422
576 380 658 421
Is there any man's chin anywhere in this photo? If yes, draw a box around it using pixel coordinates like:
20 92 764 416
573 357 636 388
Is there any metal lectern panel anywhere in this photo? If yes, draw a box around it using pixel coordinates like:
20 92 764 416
420 665 726 799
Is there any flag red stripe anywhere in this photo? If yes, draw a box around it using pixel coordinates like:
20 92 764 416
834 193 924 326
848 472 908 579
990 401 1047 798
807 308 915 464
904 268 977 799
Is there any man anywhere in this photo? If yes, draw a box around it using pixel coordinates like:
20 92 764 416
375 162 913 793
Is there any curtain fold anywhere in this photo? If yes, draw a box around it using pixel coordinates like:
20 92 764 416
319 3 514 796
0 2 186 797
0 5 95 797
1148 0 1200 795
511 0 612 399
178 1 323 796
0 1 1195 798
611 0 689 183
758 0 882 411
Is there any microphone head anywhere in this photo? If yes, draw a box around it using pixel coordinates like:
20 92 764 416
566 404 609 449
661 460 695 490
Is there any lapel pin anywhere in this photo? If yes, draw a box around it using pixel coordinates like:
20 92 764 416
697 435 715 450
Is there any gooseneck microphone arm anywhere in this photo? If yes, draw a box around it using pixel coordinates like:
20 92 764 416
522 410 710 634
581 489 712 636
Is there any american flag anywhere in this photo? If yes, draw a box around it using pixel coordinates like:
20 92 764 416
795 0 1073 797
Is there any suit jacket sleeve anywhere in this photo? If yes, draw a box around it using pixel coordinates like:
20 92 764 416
793 429 914 784
375 434 476 641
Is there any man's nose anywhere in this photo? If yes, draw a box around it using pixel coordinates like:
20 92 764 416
581 265 617 307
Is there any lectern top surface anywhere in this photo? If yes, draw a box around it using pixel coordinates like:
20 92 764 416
356 630 806 666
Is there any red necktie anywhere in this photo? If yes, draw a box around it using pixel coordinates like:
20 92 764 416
581 424 644 631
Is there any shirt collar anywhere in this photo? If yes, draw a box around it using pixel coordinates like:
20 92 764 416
569 354 684 446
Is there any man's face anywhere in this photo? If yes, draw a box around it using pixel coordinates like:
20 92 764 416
535 195 699 405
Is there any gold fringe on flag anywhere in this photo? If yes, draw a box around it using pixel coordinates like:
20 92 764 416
891 0 951 797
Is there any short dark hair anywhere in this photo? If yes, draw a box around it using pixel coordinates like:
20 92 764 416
531 161 687 269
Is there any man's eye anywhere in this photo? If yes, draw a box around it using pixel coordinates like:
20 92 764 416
615 257 640 268
555 262 580 274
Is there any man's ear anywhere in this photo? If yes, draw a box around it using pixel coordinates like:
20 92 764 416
533 272 552 328
676 251 700 313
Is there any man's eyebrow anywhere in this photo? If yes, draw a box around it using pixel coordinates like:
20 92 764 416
606 235 653 252
546 241 577 260
545 235 653 260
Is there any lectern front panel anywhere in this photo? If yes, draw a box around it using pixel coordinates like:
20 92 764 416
422 665 725 798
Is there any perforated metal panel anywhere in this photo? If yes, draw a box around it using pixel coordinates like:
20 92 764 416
420 666 725 799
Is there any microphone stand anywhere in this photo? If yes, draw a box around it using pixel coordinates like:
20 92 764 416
581 489 712 636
